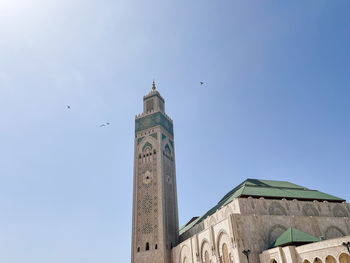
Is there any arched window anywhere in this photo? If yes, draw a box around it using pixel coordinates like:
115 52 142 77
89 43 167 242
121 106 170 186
314 258 323 263
270 260 277 263
137 247 140 252
145 242 149 251
222 243 230 263
325 256 336 263
340 253 350 263
144 147 152 163
204 251 210 263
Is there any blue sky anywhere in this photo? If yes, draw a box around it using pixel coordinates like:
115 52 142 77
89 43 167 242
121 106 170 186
0 0 349 262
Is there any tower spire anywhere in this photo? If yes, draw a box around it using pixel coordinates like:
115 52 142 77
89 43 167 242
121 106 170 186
152 80 156 91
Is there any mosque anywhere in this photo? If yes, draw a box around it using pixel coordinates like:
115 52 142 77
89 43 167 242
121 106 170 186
131 84 350 263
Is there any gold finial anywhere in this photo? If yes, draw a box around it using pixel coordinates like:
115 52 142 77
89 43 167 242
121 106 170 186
152 80 156 91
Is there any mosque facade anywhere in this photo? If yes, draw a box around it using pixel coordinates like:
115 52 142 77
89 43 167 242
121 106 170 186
131 86 350 263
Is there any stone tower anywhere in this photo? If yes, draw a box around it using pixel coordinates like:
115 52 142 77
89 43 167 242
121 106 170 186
131 82 179 263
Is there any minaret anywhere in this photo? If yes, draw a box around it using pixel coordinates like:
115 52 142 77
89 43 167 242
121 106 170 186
131 82 179 263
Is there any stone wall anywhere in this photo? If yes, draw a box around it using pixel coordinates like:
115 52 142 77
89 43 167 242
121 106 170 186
173 198 350 263
260 236 350 263
236 197 350 218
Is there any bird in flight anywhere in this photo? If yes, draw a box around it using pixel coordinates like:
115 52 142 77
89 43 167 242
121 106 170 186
67 105 71 109
200 82 204 85
100 122 110 127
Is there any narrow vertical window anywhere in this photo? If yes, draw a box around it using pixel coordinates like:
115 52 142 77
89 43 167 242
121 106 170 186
155 244 158 249
145 242 149 251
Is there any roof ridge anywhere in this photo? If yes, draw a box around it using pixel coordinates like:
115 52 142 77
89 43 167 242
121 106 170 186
247 185 309 190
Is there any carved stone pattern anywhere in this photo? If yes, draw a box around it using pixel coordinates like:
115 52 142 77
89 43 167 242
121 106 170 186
142 194 153 214
142 221 153 234
333 204 348 217
269 202 287 216
263 201 267 210
302 204 319 216
325 226 345 239
136 157 158 242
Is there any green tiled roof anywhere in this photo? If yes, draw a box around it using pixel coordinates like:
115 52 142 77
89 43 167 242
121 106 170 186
179 179 345 236
272 228 320 247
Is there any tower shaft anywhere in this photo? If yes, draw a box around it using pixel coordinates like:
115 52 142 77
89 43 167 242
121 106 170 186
131 86 179 263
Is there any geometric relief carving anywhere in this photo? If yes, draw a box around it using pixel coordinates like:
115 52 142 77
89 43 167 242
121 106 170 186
142 220 153 234
167 139 173 150
302 204 319 216
251 200 255 209
333 204 348 217
325 226 345 239
263 201 267 210
317 204 321 213
268 202 287 216
142 194 153 213
137 136 144 145
164 144 172 159
150 133 158 139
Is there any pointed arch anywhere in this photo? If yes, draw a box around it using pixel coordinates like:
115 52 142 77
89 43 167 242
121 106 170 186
165 144 171 154
339 253 350 263
179 244 191 263
200 239 211 263
325 255 336 263
142 141 153 152
216 230 231 263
